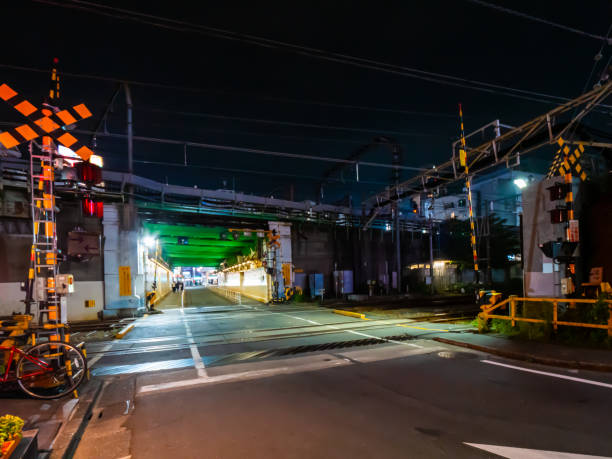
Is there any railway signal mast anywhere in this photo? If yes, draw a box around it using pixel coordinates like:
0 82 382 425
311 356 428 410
0 60 96 343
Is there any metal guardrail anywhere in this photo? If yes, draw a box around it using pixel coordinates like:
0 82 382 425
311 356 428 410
479 295 612 336
209 286 242 305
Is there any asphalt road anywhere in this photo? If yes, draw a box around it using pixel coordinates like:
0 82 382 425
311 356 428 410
75 287 612 459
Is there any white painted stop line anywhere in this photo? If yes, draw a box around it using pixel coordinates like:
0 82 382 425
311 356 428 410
465 443 611 458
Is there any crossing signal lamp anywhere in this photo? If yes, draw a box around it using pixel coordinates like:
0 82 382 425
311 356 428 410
547 182 570 201
410 199 419 214
82 198 103 218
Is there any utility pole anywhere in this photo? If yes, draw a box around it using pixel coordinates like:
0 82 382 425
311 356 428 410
485 200 491 284
391 144 402 294
428 195 435 293
124 83 133 178
394 201 401 293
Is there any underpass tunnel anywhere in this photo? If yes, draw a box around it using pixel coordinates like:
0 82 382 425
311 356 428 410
141 221 269 306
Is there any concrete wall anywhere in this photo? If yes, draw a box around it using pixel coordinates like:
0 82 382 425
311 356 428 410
219 267 268 302
0 282 27 316
0 281 104 321
0 199 104 320
146 258 172 303
291 224 428 295
64 281 104 321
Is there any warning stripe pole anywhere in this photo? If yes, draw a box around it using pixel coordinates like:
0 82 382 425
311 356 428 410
49 57 60 102
458 104 479 280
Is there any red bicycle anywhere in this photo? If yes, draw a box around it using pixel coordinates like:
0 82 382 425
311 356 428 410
1 319 86 399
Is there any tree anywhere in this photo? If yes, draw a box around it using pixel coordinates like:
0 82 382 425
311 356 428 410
439 214 520 274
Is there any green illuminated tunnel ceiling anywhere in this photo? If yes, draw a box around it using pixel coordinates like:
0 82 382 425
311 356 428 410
142 222 259 268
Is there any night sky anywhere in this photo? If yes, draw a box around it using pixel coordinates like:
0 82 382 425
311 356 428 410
2 1 611 205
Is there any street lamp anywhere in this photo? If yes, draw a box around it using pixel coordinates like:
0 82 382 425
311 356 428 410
513 178 528 189
143 236 157 248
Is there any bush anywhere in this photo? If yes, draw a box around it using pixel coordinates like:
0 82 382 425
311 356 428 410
485 296 612 348
475 315 489 333
555 295 612 348
484 300 552 341
292 292 305 303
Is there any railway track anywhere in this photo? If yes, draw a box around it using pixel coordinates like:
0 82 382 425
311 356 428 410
85 314 473 359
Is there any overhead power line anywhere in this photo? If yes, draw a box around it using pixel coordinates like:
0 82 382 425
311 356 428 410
31 0 585 106
137 108 437 137
580 23 612 93
0 121 428 172
117 124 414 147
0 64 457 118
76 129 429 171
465 0 612 44
102 156 389 186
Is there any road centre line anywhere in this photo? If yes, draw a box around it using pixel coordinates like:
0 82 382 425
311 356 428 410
482 359 612 389
181 308 207 378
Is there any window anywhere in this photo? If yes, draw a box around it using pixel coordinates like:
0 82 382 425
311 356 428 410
443 202 455 210
457 199 467 208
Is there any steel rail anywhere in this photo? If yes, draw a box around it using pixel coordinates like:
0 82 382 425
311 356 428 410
85 318 445 357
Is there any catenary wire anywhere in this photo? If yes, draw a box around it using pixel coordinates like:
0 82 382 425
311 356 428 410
0 122 429 172
580 23 612 93
465 0 612 43
29 0 589 107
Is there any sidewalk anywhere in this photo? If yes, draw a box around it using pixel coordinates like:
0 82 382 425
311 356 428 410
435 332 612 372
0 379 99 456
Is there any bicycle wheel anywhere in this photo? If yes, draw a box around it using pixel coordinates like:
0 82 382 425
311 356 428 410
16 342 87 399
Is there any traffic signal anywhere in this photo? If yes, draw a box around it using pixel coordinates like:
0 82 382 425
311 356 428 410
410 199 419 214
547 182 570 201
550 208 568 224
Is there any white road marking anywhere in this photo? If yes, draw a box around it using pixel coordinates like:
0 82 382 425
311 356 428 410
138 358 349 395
345 329 422 348
87 341 113 367
482 360 612 390
464 442 611 458
285 313 423 348
92 358 195 376
181 308 207 378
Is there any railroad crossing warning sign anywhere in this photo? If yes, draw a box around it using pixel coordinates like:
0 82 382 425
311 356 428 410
547 137 587 182
0 83 94 160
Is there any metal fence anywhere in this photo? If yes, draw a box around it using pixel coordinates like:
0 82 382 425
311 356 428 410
479 295 612 336
209 286 242 305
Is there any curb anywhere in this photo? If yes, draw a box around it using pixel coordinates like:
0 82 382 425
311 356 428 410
114 323 135 339
433 337 612 372
333 309 366 320
48 380 104 459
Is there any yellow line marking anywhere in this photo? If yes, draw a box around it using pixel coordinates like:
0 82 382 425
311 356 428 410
396 324 449 332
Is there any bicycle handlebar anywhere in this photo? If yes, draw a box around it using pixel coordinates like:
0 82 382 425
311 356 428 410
0 320 18 327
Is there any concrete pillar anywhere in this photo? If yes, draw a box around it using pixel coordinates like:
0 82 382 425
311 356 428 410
103 203 143 317
268 221 292 297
